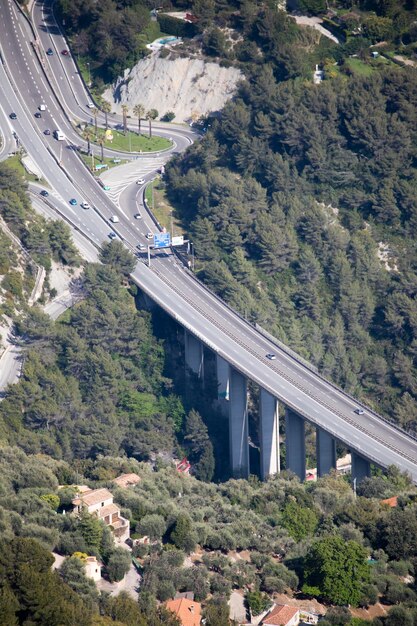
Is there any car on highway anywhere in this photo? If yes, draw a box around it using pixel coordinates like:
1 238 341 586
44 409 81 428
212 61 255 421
136 178 146 185
354 408 365 415
109 232 117 239
44 129 51 135
69 198 77 206
146 232 153 240
34 112 42 118
39 104 46 111
134 212 142 219
9 113 17 120
46 48 53 55
40 190 49 197
86 102 95 109
266 353 276 360
97 178 110 191
61 49 69 56
80 202 90 209
110 215 119 223
137 243 146 251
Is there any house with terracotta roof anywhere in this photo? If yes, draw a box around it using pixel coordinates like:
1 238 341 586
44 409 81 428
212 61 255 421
262 604 300 626
165 598 201 626
72 488 130 543
113 473 141 489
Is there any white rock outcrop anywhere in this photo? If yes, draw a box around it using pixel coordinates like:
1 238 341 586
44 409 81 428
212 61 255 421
103 53 243 123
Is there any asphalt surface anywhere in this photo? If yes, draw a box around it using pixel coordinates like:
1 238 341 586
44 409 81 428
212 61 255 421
1 0 417 480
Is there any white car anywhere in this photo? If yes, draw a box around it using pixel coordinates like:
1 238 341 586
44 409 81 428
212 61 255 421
80 202 90 209
136 178 146 185
266 353 276 360
39 104 46 111
134 212 142 219
137 243 146 251
146 232 153 240
110 215 119 223
87 102 95 109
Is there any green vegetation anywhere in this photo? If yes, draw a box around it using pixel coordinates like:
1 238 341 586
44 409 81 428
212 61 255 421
84 125 171 154
145 178 183 235
5 153 43 183
79 152 127 172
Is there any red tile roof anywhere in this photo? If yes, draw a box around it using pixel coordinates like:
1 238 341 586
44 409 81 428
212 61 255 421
166 598 201 626
263 604 299 626
381 496 398 507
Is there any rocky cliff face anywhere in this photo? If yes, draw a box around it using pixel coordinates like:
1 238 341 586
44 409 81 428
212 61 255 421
103 52 243 123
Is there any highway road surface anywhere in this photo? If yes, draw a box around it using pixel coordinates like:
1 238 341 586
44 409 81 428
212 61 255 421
0 0 417 480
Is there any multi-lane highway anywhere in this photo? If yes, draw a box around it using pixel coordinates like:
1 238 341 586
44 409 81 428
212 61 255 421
1 0 417 480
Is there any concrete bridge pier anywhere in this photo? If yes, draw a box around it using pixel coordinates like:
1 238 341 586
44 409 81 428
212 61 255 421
184 330 204 379
260 389 280 480
316 427 337 477
229 367 249 478
285 408 306 481
351 451 371 485
216 354 230 416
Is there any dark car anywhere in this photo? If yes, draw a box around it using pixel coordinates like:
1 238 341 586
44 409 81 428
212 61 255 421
40 190 49 197
34 112 42 118
44 129 51 135
354 408 365 415
69 198 77 206
109 232 117 239
61 49 69 56
266 353 276 360
9 113 17 120
46 48 53 56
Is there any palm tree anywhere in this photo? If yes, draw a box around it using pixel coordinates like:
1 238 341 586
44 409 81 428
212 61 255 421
102 101 111 131
121 104 129 135
146 109 158 139
133 103 145 135
92 108 99 137
98 136 105 162
83 127 93 156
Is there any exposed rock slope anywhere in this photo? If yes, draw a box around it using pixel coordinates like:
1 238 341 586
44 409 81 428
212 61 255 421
103 52 243 123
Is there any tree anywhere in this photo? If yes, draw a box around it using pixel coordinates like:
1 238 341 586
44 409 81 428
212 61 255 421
102 101 111 130
246 590 271 616
170 513 197 553
79 511 104 553
99 240 136 275
98 136 105 163
146 109 158 138
184 409 215 481
92 107 99 137
59 556 99 607
106 548 131 582
137 514 166 541
281 500 318 542
121 104 129 135
133 103 145 135
83 127 93 156
104 592 147 626
203 597 230 626
303 536 370 606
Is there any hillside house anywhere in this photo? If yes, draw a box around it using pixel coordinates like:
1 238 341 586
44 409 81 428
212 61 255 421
166 598 201 626
72 487 130 543
262 604 300 626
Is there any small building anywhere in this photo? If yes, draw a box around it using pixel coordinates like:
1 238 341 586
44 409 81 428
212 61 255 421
72 488 130 543
166 598 202 626
262 604 300 626
381 496 398 508
176 458 191 474
313 65 324 85
85 556 102 582
113 473 141 489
